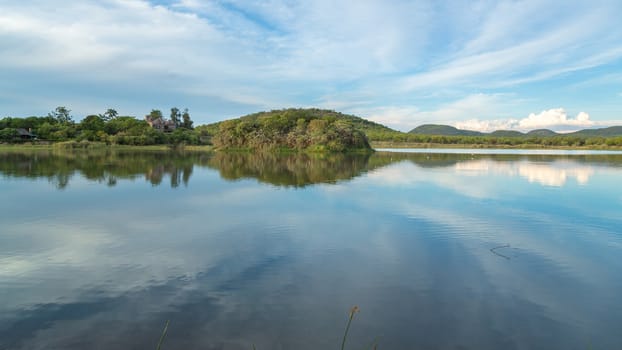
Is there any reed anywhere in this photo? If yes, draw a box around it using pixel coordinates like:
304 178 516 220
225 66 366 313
341 305 359 350
156 320 169 350
156 306 377 349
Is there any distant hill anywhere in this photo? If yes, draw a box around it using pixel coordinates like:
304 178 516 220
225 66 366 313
408 124 622 138
489 130 525 137
409 124 483 136
527 129 558 137
567 126 622 137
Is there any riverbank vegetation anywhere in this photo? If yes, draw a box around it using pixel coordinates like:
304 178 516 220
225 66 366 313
0 106 208 146
2 107 622 150
369 132 622 148
368 124 622 148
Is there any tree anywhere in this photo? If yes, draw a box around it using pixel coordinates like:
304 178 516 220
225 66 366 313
100 108 118 122
0 128 18 142
148 109 163 120
48 106 73 124
170 107 181 127
80 115 105 132
182 108 193 129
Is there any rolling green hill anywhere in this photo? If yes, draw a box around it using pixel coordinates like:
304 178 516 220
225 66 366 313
489 130 525 137
409 124 483 136
526 129 558 137
407 124 622 138
567 126 622 137
204 108 375 152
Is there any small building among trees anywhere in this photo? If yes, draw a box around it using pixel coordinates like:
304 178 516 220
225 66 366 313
17 128 36 140
145 115 176 132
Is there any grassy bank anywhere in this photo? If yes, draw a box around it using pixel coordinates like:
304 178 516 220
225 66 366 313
370 141 622 150
4 141 622 153
0 142 215 152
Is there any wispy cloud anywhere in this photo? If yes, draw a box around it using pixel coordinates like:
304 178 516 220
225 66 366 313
0 0 621 125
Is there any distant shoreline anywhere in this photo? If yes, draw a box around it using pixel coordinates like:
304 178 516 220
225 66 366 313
2 142 622 152
0 143 215 152
370 141 622 151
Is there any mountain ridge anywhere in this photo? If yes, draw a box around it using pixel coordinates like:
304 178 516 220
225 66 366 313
409 124 622 137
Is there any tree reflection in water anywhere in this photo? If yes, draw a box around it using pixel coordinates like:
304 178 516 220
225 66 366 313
1 149 620 189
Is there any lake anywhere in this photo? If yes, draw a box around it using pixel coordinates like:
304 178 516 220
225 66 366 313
1 149 621 350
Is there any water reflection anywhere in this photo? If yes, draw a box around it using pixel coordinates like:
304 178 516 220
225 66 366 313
376 152 622 187
1 150 622 349
0 150 379 189
3 150 621 189
0 150 205 189
454 159 595 186
206 152 375 187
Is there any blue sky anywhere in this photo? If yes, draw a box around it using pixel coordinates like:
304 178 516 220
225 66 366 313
1 0 621 131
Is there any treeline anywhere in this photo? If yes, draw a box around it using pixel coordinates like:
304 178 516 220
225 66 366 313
4 106 622 149
366 131 622 147
0 106 210 145
209 108 372 152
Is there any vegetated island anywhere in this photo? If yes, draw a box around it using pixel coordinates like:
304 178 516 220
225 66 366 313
2 107 622 151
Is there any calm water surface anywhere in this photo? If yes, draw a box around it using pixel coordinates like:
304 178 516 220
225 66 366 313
1 149 621 350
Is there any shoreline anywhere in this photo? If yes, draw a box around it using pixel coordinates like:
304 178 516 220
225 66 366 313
3 142 622 152
0 143 215 152
369 141 622 151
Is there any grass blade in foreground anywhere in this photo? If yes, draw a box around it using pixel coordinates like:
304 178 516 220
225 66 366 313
156 320 169 350
341 306 360 350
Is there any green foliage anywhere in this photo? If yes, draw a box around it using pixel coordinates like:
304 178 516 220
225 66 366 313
170 107 181 128
0 128 19 142
100 108 118 122
209 108 372 152
148 109 164 119
2 107 622 150
48 106 73 124
181 108 193 129
79 115 105 133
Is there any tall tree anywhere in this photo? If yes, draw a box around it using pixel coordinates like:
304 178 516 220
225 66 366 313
170 107 181 127
182 108 193 129
48 106 73 124
101 108 118 122
148 109 163 120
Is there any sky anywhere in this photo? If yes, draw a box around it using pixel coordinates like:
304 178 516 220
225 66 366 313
1 0 621 132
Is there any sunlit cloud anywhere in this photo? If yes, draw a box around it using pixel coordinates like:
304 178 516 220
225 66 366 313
455 108 597 132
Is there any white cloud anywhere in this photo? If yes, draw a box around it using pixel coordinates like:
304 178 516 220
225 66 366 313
0 0 621 123
454 118 517 132
455 108 597 132
519 109 594 129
